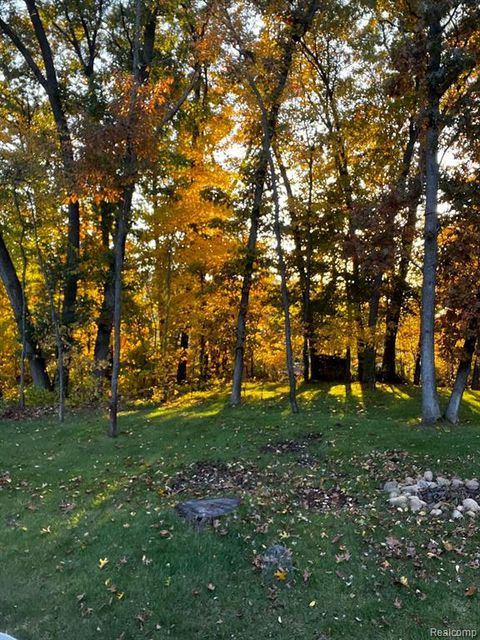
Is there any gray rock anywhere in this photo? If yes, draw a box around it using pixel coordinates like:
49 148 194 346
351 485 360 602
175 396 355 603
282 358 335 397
389 489 400 498
465 479 479 491
452 509 463 520
417 479 429 490
465 511 477 518
451 479 464 489
0 634 17 640
389 495 408 508
424 470 433 482
405 477 415 484
175 496 240 527
259 544 294 583
401 484 419 495
430 509 442 517
383 481 399 493
436 477 451 487
408 496 427 513
462 498 480 513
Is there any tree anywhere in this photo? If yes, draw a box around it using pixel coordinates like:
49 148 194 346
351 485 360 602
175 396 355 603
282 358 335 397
225 0 320 406
0 1 81 391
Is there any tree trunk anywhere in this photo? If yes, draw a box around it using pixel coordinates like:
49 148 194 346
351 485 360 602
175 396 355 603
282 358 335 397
110 182 134 437
229 0 320 406
444 335 477 424
93 203 115 382
358 273 382 388
420 5 442 424
0 229 51 390
382 177 421 382
413 347 421 386
471 357 480 390
230 150 270 406
17 204 28 409
276 148 314 383
199 334 209 385
30 202 65 421
24 1 81 392
268 154 299 413
176 331 189 384
110 176 135 438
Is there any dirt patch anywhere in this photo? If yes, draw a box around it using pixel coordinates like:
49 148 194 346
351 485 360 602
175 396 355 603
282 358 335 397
261 432 323 454
296 486 356 512
165 461 278 496
0 405 56 420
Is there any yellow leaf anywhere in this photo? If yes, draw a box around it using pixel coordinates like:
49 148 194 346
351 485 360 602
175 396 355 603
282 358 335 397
309 600 316 608
274 568 288 581
98 557 109 569
399 576 409 588
116 592 124 600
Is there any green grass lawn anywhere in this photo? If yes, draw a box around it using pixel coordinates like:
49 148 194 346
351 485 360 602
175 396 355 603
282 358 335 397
1 382 480 640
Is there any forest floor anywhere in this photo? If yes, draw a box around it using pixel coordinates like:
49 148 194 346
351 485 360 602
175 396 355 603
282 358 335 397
1 382 480 640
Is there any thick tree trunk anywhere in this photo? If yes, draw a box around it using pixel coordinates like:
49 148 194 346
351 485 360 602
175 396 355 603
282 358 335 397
420 7 442 425
444 335 476 424
0 230 51 390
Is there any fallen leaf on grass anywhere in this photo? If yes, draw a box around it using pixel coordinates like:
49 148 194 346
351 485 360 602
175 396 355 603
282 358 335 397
465 585 477 597
274 569 288 581
207 583 216 591
393 597 402 609
396 576 409 588
98 557 109 569
335 551 351 563
59 501 76 513
385 536 400 548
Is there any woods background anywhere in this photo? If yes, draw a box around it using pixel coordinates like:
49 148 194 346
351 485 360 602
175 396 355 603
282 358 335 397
0 0 479 429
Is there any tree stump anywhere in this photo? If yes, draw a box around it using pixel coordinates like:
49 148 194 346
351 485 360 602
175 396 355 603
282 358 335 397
175 496 240 529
